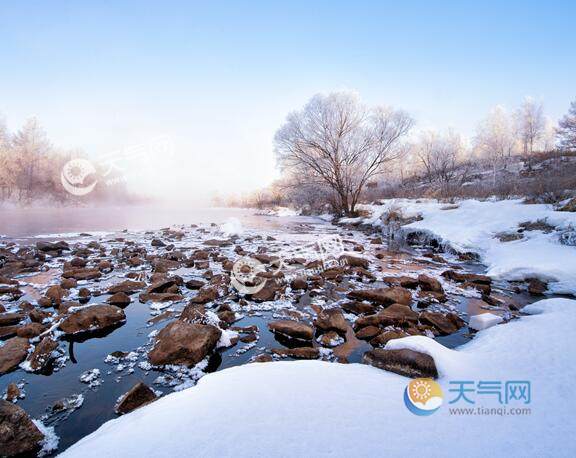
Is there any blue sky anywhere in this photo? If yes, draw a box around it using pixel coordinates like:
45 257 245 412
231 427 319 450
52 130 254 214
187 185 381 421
0 1 574 200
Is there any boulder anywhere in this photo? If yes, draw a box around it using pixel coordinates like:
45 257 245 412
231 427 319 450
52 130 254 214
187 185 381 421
0 400 44 457
362 348 438 378
5 383 20 402
528 278 547 295
59 304 126 335
179 304 208 324
355 325 381 340
341 301 377 315
189 286 219 304
381 276 419 289
417 274 444 293
62 268 102 281
314 308 348 334
151 238 166 247
251 280 283 302
419 312 465 335
25 337 59 372
272 347 319 359
115 382 157 415
290 277 308 290
185 279 205 290
107 292 131 307
268 320 314 341
339 254 369 269
370 330 408 347
0 337 29 375
441 270 491 285
148 321 221 367
16 322 46 338
0 313 25 327
348 286 412 306
355 304 418 328
107 280 146 295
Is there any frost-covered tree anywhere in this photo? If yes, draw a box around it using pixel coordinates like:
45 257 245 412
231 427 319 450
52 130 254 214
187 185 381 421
515 97 545 155
274 92 413 215
474 106 517 163
416 129 466 186
557 100 576 151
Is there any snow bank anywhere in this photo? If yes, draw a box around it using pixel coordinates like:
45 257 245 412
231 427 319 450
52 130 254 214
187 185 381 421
354 199 576 295
61 298 576 458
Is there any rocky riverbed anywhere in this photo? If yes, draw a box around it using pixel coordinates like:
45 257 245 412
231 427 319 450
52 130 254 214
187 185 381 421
0 215 545 456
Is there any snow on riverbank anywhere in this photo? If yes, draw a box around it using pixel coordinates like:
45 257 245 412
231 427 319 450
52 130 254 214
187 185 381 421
61 298 576 458
346 198 576 295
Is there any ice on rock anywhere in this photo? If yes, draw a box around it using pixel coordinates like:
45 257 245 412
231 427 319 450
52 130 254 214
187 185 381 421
468 312 504 331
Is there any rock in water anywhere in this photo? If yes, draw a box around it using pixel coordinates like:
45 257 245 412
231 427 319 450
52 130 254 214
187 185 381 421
362 348 438 379
148 321 221 367
115 382 157 415
314 308 348 334
348 286 412 306
0 337 29 375
268 320 314 341
25 337 59 372
59 305 126 335
0 400 45 457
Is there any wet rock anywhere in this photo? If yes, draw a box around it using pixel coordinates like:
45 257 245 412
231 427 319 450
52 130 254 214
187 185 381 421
62 268 102 281
253 353 273 363
370 330 408 347
107 280 146 295
419 312 465 335
0 326 19 340
37 296 52 308
16 322 46 338
59 300 80 315
362 348 438 379
251 280 283 302
36 240 69 252
5 383 20 402
462 281 491 295
317 331 343 347
25 337 59 372
417 274 444 293
341 301 377 315
127 257 144 267
272 347 319 359
355 304 418 328
218 310 237 325
0 313 25 327
78 287 92 303
268 320 314 341
179 304 209 324
115 382 157 415
381 276 419 289
46 285 67 305
339 254 369 269
98 260 113 273
314 308 348 334
348 286 412 306
0 400 44 457
189 286 219 304
0 337 29 375
18 301 34 312
139 292 184 303
528 278 547 295
151 238 166 247
59 304 126 335
355 325 381 340
28 309 50 323
70 257 87 268
441 270 491 285
148 321 221 367
185 279 205 290
290 277 308 290
107 292 131 307
204 239 232 247
417 290 447 306
60 278 78 289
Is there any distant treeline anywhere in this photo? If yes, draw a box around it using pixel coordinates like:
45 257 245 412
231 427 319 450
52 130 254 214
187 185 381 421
0 117 140 205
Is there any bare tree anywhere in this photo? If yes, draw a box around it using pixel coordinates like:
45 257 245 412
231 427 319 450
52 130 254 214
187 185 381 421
474 105 518 182
515 97 545 155
274 92 413 215
557 99 576 151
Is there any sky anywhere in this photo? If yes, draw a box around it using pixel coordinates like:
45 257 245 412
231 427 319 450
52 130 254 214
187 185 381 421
0 1 574 203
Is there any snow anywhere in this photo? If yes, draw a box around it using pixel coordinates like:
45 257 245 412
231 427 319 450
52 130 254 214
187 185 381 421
32 419 59 457
353 198 576 295
61 298 576 458
219 217 244 237
468 312 504 330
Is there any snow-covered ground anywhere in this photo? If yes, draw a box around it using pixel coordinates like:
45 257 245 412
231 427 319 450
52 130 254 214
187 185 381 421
61 298 576 458
344 199 576 295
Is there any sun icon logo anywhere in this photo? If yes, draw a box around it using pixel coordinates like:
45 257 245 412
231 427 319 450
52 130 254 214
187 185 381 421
404 378 443 416
60 158 98 196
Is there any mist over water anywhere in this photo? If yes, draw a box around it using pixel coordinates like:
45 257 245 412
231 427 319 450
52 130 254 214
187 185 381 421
0 206 269 238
